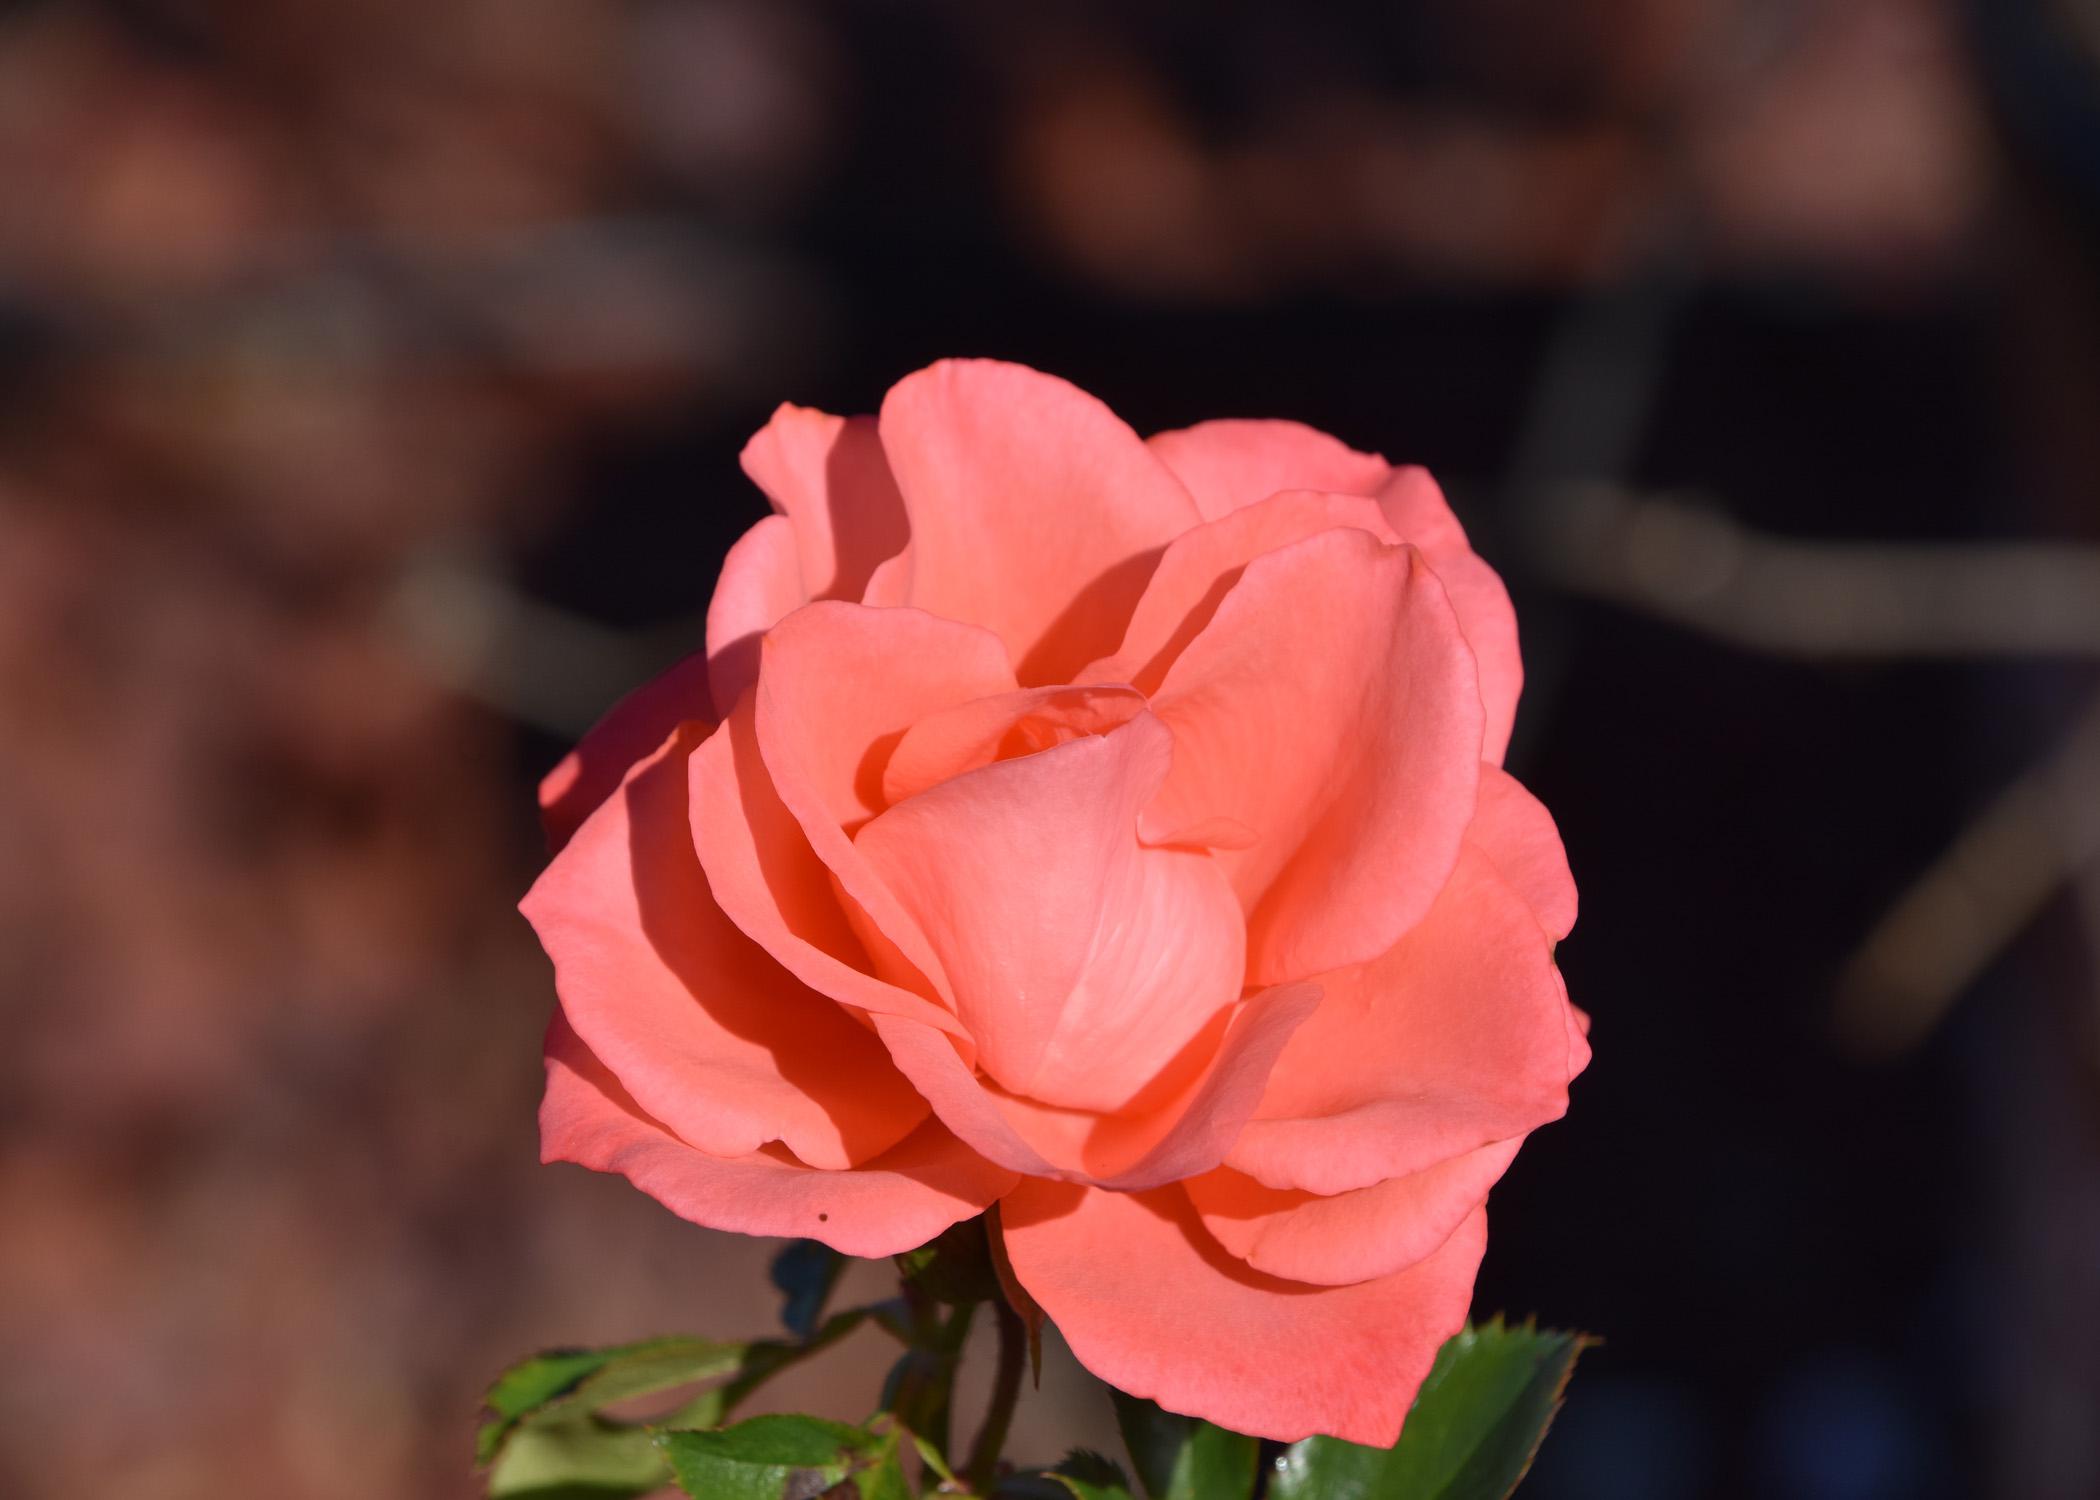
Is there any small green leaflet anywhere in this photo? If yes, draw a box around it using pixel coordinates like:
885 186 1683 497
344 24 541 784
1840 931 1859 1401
658 1413 914 1500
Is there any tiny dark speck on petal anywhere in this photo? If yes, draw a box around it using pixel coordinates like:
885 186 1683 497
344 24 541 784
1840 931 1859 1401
818 1212 829 1222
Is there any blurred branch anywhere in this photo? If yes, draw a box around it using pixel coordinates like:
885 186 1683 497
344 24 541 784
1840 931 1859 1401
1532 482 2100 659
1833 692 2100 1057
1529 481 2100 1058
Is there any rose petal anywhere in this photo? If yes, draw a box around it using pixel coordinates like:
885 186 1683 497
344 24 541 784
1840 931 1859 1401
999 1181 1486 1446
521 724 929 1170
689 694 969 1040
1145 419 1391 520
1144 529 1484 984
856 713 1244 1111
705 514 806 714
542 1011 1015 1258
878 359 1198 683
984 984 1321 1190
1094 490 1399 693
870 982 1318 1191
1185 1139 1520 1287
740 404 910 603
1471 764 1577 941
880 684 1149 806
1228 844 1582 1195
1377 467 1522 764
754 601 1019 1004
538 650 713 854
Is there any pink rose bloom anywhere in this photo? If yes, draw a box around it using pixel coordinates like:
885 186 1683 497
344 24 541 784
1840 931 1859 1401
523 360 1588 1445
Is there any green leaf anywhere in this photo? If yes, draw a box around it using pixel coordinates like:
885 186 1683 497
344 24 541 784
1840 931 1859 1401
659 1414 900 1500
771 1240 846 1341
478 1337 746 1466
487 1414 668 1499
479 1309 888 1496
1112 1392 1256 1500
1268 1319 1591 1500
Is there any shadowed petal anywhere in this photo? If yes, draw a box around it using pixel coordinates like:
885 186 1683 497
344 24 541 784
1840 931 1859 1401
1228 844 1583 1195
1000 1180 1486 1446
689 694 968 1040
1145 419 1391 520
870 984 1317 1191
706 514 806 713
1145 530 1484 984
879 360 1199 682
1185 1139 1520 1287
521 725 930 1171
542 1012 1014 1258
538 650 713 854
740 405 910 605
1377 467 1522 763
1471 764 1578 941
855 713 1243 1111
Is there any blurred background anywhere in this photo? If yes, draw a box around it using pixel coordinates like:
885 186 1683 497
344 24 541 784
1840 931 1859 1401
3 1 2098 1496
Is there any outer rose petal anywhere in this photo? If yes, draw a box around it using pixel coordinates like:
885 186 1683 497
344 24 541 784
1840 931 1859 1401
740 405 910 604
689 694 968 1040
1377 467 1523 764
1471 764 1578 941
705 514 806 714
1145 419 1391 520
869 984 1318 1191
878 360 1199 683
543 1011 1015 1258
1185 1139 1521 1287
538 650 713 854
1229 844 1580 1195
1145 529 1484 984
1000 1180 1487 1445
855 713 1244 1111
522 724 930 1170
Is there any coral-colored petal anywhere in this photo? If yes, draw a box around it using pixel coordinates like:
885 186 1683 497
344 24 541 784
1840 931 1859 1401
754 601 1019 1004
1471 765 1577 941
1095 490 1398 693
1377 468 1522 764
878 360 1198 683
856 713 1243 1111
706 514 806 713
1145 530 1484 984
542 1012 1014 1258
1185 1140 1520 1287
989 984 1321 1190
755 602 1018 829
870 984 1317 1191
538 651 713 854
1000 1181 1486 1445
881 684 1147 806
740 405 910 604
520 725 928 1170
1229 844 1582 1195
688 695 968 1040
1145 419 1391 520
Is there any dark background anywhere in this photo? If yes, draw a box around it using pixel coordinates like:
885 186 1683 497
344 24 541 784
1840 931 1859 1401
4 2 2099 1497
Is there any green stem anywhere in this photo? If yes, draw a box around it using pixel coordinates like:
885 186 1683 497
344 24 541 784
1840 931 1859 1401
965 1297 1027 1492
